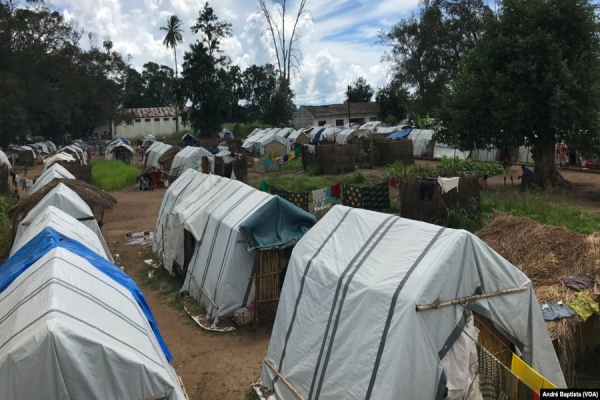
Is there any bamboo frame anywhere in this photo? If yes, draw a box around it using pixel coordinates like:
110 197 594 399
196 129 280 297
188 274 219 309
416 287 527 311
179 376 191 400
263 359 305 400
255 250 286 304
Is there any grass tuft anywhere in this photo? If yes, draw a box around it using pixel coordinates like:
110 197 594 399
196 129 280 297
92 160 139 191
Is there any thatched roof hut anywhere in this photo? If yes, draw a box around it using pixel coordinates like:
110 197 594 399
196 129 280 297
476 213 600 386
8 179 117 233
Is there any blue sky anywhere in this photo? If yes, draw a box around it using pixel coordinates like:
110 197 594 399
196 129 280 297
47 0 421 105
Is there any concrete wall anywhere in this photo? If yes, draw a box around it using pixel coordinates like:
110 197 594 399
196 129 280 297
111 116 185 139
312 113 378 127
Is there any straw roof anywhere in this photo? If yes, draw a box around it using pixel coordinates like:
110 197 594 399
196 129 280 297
8 179 117 233
158 145 181 164
476 213 600 383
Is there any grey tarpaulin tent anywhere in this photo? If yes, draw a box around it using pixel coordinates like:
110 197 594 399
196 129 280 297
169 145 215 176
260 206 566 399
29 163 75 194
145 142 173 169
408 129 434 156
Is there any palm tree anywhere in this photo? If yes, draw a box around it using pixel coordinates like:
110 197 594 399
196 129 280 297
161 15 184 133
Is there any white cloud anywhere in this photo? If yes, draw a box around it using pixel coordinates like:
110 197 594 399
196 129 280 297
47 0 416 105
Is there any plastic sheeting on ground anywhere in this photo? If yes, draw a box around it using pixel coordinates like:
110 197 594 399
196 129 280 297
15 183 113 263
29 163 75 194
0 227 185 399
260 206 566 400
169 146 214 176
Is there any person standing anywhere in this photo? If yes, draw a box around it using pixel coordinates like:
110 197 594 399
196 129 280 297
557 141 568 168
23 164 27 177
500 148 514 187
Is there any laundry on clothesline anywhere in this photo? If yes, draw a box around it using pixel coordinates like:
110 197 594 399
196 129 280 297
437 177 460 194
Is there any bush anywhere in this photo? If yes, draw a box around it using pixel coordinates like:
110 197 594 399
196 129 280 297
384 115 398 126
0 193 14 260
92 160 139 191
389 157 504 179
281 158 302 172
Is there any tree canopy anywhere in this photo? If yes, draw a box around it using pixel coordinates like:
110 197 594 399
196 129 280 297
346 77 374 103
375 82 409 121
437 0 600 187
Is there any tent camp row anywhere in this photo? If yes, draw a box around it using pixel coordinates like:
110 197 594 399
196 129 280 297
105 139 136 164
242 130 291 156
257 206 567 399
169 145 215 176
1 169 187 398
30 163 76 194
145 142 173 170
153 169 316 325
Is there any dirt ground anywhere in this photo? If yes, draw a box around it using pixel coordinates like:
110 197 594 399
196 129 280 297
11 155 600 397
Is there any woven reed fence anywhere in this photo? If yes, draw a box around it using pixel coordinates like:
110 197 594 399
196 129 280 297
375 139 414 166
301 144 358 175
62 164 93 183
214 154 248 182
0 166 9 193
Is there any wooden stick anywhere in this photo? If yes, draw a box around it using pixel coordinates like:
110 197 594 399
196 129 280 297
179 376 191 400
416 287 528 311
263 359 306 400
188 273 219 309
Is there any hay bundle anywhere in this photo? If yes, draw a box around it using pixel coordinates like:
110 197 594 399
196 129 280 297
476 213 600 384
8 178 117 234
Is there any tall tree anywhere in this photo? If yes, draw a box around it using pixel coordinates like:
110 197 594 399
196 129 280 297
346 77 375 103
181 2 233 137
437 0 600 188
161 15 184 132
380 0 492 115
375 82 409 121
142 62 176 107
257 0 310 125
242 64 278 123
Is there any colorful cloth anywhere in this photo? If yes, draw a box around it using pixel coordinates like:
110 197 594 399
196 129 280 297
259 179 270 192
265 158 272 165
271 186 309 211
540 301 575 321
438 177 460 194
342 184 364 208
294 146 302 157
325 187 338 204
568 291 600 321
289 151 296 160
389 176 398 188
330 182 341 198
312 188 330 211
563 273 594 291
511 353 557 390
362 182 390 211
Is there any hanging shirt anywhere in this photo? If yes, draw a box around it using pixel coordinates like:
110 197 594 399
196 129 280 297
437 177 460 194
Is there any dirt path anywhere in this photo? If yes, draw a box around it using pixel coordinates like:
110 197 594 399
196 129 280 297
102 183 270 400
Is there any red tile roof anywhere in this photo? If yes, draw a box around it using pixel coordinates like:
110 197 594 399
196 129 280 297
127 107 178 118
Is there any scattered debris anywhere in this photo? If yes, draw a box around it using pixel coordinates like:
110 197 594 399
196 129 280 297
144 259 160 269
182 297 235 333
124 231 154 246
148 271 154 279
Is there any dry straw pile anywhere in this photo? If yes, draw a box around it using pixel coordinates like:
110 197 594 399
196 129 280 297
477 213 600 383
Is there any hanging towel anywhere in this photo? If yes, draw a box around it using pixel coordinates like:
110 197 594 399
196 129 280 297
330 182 341 198
295 146 302 157
231 170 236 181
265 158 272 165
563 273 594 291
438 177 460 194
568 291 600 321
259 179 270 192
389 176 398 188
511 353 557 390
312 188 330 211
325 187 338 204
540 301 575 321
308 145 315 154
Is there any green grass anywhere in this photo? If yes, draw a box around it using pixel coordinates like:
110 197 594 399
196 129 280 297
92 160 139 191
245 386 260 400
249 171 381 193
137 252 185 312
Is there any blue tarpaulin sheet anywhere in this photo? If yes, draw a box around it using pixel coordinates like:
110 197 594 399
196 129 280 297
314 128 326 143
386 128 412 140
116 136 130 145
0 227 173 361
26 144 38 149
239 197 317 252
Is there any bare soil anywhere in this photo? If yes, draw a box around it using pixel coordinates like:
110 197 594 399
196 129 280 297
11 155 600 397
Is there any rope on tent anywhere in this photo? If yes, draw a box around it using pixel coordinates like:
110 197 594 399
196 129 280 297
416 287 527 311
263 358 306 400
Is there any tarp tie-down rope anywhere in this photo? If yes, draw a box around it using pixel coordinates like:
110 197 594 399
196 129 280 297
0 227 173 361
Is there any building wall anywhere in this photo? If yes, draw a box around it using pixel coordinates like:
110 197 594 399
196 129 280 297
293 108 314 129
112 116 185 139
312 113 378 127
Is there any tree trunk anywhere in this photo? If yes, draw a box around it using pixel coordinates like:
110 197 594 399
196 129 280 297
532 140 560 188
174 47 180 134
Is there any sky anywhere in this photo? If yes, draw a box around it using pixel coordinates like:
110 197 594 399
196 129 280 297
47 0 420 105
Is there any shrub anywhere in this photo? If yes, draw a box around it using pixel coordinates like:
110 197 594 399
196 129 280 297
92 160 139 191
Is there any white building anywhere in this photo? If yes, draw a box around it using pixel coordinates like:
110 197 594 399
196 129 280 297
94 107 186 140
293 102 379 129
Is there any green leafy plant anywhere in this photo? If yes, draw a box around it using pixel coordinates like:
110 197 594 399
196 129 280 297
92 160 139 191
384 114 398 126
307 164 322 176
281 158 302 172
353 172 367 184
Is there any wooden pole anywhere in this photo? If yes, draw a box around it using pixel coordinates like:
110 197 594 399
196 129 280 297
179 376 191 400
189 274 219 309
263 359 306 400
416 287 528 311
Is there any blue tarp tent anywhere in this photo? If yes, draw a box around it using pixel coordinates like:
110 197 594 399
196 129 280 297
0 227 172 361
313 127 326 143
25 144 38 149
387 128 412 140
116 136 130 145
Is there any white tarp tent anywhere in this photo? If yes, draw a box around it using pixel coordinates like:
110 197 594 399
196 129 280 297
260 206 566 400
153 169 203 253
15 183 113 263
169 145 215 176
433 141 470 160
145 142 172 169
408 129 434 156
11 206 109 259
317 127 341 142
60 145 86 164
242 131 290 155
335 128 359 145
0 232 185 399
0 150 11 168
20 145 37 159
45 141 57 153
29 163 75 194
359 121 382 130
277 128 295 138
374 126 401 135
42 153 76 172
105 140 136 162
34 142 50 154
471 147 499 162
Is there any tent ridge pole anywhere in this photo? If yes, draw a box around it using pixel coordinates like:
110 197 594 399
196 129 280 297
416 286 527 311
189 274 219 309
